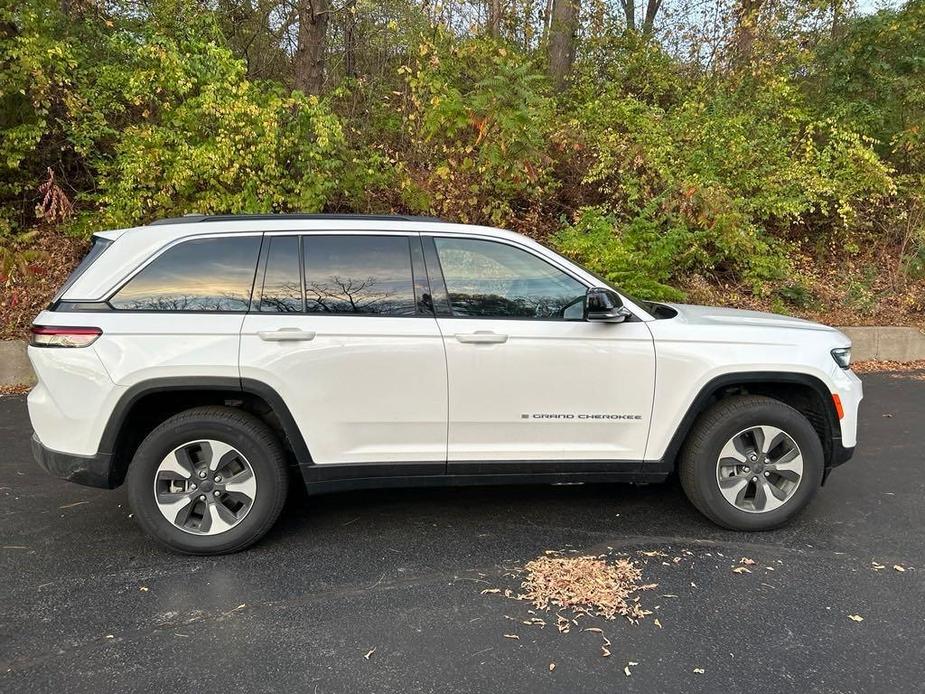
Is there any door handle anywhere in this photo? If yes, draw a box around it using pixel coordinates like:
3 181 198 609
257 328 316 342
454 331 509 344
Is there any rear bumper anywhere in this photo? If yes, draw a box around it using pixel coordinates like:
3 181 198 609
31 434 115 489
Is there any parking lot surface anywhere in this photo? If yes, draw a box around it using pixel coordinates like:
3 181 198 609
1 372 923 693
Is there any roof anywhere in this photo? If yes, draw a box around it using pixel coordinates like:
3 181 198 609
148 213 447 226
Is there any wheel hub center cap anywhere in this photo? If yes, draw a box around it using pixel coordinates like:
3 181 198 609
198 479 215 493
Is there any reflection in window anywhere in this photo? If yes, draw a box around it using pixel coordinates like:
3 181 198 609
110 237 260 312
434 238 586 319
260 236 303 312
303 235 417 316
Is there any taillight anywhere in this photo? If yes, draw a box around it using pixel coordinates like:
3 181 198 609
30 325 102 348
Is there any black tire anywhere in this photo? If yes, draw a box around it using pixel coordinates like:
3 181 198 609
126 406 288 554
679 395 824 531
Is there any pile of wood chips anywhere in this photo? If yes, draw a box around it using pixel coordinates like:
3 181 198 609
520 553 651 622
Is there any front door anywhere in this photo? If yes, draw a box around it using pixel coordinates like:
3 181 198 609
240 232 447 465
425 235 656 465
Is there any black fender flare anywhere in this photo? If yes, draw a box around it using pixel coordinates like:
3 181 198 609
99 376 312 466
658 371 842 468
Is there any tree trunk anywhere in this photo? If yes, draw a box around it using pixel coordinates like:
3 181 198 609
293 0 329 95
547 0 579 92
641 0 661 36
344 0 357 79
732 0 763 67
620 0 635 32
488 0 501 37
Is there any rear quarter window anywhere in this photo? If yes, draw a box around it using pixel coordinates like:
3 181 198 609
110 236 261 312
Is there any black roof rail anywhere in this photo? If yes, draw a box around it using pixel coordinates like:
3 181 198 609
148 213 447 226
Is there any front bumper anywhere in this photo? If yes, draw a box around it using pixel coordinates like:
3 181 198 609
31 434 116 489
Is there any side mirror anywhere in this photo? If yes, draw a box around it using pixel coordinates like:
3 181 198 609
585 288 631 323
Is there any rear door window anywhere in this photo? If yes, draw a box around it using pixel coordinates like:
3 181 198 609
302 235 420 316
110 236 261 311
259 236 303 312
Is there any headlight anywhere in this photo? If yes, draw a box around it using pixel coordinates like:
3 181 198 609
831 347 851 369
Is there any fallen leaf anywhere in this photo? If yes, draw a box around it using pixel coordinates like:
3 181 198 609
139 586 149 592
739 558 756 566
504 634 520 640
601 646 611 657
693 667 705 674
548 663 556 672
848 614 864 622
58 501 90 509
893 565 906 572
480 588 501 594
624 666 631 676
654 618 662 629
364 647 376 660
732 566 752 574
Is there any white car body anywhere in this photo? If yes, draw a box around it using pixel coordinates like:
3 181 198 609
27 216 861 495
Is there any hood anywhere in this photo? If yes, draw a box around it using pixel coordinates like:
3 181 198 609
666 303 841 334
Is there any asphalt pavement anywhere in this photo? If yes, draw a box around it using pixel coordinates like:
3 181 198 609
1 373 923 693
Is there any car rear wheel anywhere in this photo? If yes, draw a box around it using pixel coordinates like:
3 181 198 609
679 395 824 531
126 406 288 554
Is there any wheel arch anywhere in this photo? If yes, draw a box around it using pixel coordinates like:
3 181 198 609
101 377 311 487
660 372 841 471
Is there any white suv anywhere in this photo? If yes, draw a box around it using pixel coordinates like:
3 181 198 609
28 215 862 554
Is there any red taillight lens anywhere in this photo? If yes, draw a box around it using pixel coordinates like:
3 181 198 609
30 325 102 348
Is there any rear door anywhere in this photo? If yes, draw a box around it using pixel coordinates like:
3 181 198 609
239 232 448 465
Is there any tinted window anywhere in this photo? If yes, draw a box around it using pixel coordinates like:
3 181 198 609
111 236 260 312
259 236 303 312
434 238 586 319
303 235 417 316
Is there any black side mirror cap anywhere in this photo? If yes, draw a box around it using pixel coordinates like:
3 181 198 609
585 287 631 322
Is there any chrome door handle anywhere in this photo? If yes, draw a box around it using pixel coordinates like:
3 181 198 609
454 331 509 344
257 328 316 342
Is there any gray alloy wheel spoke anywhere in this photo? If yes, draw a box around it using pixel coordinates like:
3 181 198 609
765 431 788 456
153 440 257 536
764 479 789 502
771 445 801 466
222 468 256 497
172 496 199 528
731 435 754 460
770 467 801 483
752 479 769 510
715 426 803 514
204 441 237 472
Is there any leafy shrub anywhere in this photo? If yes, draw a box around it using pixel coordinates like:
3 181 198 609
552 207 687 300
396 35 555 226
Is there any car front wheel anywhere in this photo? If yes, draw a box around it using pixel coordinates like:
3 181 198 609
126 406 289 554
679 395 825 531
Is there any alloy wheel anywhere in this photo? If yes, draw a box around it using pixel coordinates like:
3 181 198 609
715 425 804 514
153 440 257 535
